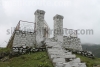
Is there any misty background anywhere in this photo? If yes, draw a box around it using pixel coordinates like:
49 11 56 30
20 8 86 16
0 0 100 47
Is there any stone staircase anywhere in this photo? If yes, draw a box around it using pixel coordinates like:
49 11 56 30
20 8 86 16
45 38 87 67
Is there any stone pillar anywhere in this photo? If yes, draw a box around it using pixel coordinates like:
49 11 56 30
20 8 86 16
53 14 64 43
34 9 45 47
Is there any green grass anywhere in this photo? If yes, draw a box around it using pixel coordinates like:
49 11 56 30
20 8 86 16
0 51 54 67
0 48 11 53
1 48 100 67
76 54 100 67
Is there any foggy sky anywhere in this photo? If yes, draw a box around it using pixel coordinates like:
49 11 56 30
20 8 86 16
0 0 100 47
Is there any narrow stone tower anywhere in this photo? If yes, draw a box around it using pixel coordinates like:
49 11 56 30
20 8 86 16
34 9 45 47
53 14 64 43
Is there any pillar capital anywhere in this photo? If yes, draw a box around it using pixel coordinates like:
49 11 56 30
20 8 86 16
34 9 45 15
53 14 64 20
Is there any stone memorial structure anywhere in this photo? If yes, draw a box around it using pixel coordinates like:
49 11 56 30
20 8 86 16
7 9 86 67
53 15 63 43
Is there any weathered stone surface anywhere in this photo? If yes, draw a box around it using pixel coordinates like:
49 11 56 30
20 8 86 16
13 31 35 47
63 36 83 51
53 58 66 63
45 38 86 67
63 63 72 67
10 10 86 67
53 14 63 43
55 62 64 67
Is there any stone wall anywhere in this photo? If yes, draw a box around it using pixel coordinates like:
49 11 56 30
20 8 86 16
13 30 35 47
63 36 82 51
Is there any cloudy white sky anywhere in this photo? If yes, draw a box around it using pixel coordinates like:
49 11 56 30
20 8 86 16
0 0 100 47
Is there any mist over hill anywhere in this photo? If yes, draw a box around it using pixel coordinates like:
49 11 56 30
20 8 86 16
82 44 100 58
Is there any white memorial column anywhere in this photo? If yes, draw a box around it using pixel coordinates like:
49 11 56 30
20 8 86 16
34 9 45 47
53 14 64 43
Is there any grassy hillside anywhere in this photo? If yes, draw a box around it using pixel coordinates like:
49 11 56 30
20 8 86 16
0 51 53 67
76 54 100 67
0 47 100 67
82 45 100 58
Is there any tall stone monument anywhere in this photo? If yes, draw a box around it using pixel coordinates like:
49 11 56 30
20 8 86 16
34 9 45 47
53 14 64 43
